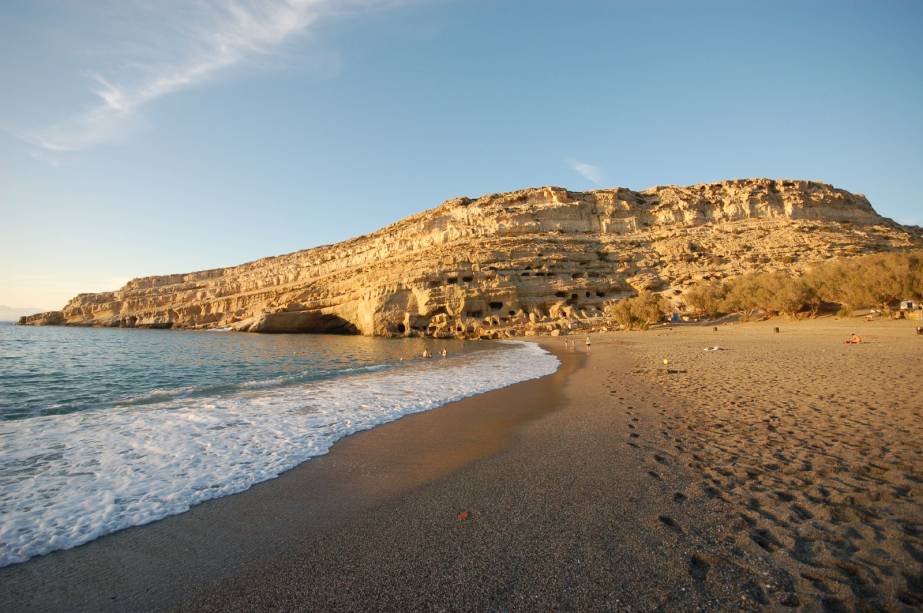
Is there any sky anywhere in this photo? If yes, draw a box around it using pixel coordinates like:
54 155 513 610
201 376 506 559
2 0 922 311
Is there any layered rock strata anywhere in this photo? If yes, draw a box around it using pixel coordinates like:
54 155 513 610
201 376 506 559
21 179 920 338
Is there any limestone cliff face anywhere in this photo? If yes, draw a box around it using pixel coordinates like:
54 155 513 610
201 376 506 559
21 179 921 338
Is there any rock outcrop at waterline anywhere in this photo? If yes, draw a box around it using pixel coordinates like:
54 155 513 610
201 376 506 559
21 179 921 338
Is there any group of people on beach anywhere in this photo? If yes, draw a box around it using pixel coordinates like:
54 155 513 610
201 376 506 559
411 333 594 362
399 346 448 361
419 347 449 359
563 335 592 353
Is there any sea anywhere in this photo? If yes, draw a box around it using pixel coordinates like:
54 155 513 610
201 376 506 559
0 322 558 567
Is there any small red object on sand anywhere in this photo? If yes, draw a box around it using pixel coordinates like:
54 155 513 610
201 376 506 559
457 511 470 521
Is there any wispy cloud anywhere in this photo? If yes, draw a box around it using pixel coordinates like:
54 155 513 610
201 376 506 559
26 1 390 153
567 158 606 186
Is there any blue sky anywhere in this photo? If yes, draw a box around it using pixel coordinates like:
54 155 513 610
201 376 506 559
2 0 921 310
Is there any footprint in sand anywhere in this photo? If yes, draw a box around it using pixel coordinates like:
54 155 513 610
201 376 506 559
750 528 782 552
779 593 800 608
658 515 682 532
702 484 721 498
801 571 828 592
673 492 687 503
820 596 849 613
742 579 769 605
688 554 710 580
790 504 814 521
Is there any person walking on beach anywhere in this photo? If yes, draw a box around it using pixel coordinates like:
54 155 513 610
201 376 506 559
585 334 591 353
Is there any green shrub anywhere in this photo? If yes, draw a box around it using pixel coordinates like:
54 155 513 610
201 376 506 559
685 280 727 318
682 249 921 318
806 250 923 310
606 291 670 330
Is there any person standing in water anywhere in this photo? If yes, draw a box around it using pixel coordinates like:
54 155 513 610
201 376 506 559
585 334 591 353
440 347 448 357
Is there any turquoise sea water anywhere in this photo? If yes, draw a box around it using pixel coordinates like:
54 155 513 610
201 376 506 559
0 324 494 420
0 323 558 566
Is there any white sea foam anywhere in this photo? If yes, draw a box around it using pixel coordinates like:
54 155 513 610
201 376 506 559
0 341 558 567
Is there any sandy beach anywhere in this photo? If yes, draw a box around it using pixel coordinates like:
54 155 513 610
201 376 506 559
2 318 921 611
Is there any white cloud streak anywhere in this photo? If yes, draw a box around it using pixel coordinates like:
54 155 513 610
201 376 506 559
28 1 386 152
567 158 606 186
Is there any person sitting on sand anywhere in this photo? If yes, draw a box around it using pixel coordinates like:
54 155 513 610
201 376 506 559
845 333 862 344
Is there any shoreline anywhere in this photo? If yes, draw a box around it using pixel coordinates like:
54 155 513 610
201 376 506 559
0 342 580 612
0 334 556 568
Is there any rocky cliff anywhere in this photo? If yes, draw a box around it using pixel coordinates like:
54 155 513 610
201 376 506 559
21 179 921 338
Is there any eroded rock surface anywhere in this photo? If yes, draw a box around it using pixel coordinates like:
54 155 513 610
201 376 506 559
20 179 921 338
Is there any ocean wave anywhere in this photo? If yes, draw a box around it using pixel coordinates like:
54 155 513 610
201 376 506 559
110 363 394 409
0 341 558 567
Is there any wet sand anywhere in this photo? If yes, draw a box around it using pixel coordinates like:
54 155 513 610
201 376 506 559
2 318 921 611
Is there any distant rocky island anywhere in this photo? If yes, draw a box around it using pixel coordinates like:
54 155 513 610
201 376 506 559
20 179 922 338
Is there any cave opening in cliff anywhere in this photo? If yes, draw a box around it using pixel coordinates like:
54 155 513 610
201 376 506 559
254 311 360 335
